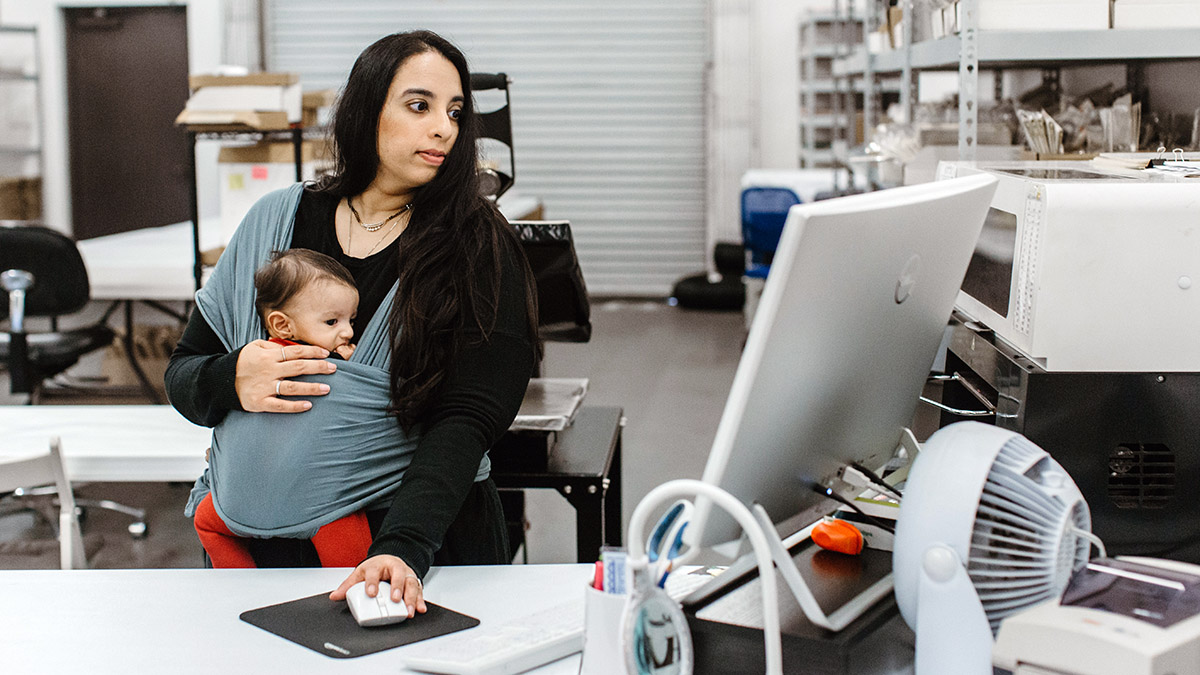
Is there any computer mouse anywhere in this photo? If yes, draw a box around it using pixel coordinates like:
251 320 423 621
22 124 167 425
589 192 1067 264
345 580 408 627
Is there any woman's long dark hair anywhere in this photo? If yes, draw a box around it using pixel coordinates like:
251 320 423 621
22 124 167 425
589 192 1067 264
315 30 540 427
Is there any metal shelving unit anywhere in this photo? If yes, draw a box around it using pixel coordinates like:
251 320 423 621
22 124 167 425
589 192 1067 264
832 0 1200 160
0 26 42 219
799 8 901 168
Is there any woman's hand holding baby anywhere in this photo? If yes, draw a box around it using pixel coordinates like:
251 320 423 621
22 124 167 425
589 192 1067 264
235 339 337 413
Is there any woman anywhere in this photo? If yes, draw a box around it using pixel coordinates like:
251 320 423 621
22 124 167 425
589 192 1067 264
165 30 540 617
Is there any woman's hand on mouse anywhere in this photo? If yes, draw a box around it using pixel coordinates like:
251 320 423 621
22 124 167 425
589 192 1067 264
330 555 427 618
235 339 337 413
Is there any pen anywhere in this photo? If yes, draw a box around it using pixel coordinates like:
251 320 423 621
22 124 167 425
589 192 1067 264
592 560 604 591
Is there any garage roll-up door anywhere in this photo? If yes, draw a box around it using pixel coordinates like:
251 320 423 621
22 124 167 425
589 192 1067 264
266 1 708 296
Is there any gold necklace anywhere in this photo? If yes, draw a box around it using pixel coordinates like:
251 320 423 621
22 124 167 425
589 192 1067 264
347 198 412 232
346 201 408 257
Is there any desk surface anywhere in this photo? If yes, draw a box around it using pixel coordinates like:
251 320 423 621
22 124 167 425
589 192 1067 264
76 191 543 302
0 404 618 485
0 564 589 674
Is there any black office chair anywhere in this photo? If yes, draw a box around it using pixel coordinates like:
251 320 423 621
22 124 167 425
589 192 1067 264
0 222 150 536
471 72 516 199
0 222 116 401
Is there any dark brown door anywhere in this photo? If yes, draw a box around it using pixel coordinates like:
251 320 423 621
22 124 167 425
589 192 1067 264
65 6 190 240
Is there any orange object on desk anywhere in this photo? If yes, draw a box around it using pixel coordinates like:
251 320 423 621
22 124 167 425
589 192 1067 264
812 518 864 555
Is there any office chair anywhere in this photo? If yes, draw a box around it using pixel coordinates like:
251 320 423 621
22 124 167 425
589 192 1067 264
471 72 515 199
740 186 801 280
0 437 87 569
0 222 116 401
0 223 147 537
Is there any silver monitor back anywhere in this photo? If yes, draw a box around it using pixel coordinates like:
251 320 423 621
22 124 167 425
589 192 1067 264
689 174 998 548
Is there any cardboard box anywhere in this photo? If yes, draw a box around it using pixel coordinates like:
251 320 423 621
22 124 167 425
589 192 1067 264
887 5 904 48
0 175 41 220
100 324 183 392
1113 0 1200 28
217 140 332 245
948 0 1110 32
175 72 301 130
301 89 336 128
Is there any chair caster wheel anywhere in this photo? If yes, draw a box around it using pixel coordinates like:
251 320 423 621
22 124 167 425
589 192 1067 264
128 521 148 538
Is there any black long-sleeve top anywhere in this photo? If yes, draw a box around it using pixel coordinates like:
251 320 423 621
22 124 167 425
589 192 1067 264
164 189 535 576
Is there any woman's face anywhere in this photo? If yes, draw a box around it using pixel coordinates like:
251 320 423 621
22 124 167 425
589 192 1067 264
373 50 464 193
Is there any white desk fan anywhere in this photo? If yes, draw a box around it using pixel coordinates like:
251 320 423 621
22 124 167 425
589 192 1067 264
893 422 1095 674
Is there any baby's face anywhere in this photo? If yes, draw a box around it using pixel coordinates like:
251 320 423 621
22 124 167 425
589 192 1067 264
279 279 358 352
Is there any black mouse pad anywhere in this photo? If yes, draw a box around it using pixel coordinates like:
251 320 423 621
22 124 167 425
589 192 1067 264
240 592 480 659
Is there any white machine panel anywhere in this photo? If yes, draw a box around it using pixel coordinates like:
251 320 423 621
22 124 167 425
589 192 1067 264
938 161 1200 372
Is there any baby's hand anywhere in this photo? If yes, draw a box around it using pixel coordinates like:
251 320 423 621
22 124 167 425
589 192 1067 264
335 344 356 360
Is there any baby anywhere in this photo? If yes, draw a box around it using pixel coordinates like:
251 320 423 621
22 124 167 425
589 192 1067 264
193 249 372 567
255 248 358 360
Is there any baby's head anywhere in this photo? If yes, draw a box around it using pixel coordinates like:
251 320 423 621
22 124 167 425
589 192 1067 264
254 249 358 353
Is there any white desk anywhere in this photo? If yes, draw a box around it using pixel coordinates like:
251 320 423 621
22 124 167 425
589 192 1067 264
0 405 210 482
75 192 544 302
77 221 207 302
0 564 589 674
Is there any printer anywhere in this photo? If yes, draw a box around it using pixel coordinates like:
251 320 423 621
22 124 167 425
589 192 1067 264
937 161 1200 372
994 557 1200 675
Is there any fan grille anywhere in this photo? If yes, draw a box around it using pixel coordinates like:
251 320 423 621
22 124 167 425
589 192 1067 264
967 435 1089 633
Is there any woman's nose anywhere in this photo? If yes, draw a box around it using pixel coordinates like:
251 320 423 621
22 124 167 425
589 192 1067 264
431 114 452 139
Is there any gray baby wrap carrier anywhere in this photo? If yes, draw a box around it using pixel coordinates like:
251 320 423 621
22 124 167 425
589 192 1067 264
184 183 490 538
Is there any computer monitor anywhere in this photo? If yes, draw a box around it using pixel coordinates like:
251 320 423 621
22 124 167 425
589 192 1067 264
688 174 998 551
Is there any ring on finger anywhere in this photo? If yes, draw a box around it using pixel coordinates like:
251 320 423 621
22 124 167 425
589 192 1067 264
275 380 282 396
280 346 287 361
406 574 422 588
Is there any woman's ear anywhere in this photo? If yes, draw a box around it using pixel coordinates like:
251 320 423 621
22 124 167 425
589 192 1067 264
265 310 294 339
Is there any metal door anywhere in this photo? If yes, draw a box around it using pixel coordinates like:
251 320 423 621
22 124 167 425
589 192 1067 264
65 6 190 240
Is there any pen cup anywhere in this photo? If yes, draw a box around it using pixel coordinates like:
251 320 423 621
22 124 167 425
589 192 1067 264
580 583 630 675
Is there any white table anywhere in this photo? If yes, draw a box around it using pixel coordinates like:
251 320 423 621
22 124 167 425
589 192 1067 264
77 221 214 302
0 564 590 674
0 405 210 482
76 191 544 302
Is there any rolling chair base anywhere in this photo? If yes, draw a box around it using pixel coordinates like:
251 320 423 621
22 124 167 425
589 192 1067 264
10 486 148 538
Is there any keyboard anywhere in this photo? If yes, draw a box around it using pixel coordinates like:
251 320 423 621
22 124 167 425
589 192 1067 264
664 567 719 600
402 599 585 675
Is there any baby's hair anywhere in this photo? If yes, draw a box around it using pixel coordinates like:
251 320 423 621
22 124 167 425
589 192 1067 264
254 249 357 327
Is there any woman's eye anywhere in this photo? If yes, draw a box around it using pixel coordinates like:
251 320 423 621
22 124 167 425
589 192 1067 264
449 108 462 121
407 100 429 113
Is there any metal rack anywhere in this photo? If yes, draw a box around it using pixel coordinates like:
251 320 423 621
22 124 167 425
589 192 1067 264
831 0 1200 161
0 26 42 218
182 124 304 290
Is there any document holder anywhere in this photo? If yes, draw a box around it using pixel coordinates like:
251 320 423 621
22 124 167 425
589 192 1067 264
240 592 479 658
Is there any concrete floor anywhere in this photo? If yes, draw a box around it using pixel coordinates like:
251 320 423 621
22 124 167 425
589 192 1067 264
0 299 746 569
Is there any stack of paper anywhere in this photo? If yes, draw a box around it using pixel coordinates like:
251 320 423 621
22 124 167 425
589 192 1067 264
510 378 589 431
1018 110 1064 155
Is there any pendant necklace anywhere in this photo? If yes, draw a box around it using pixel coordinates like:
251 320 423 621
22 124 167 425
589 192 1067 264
347 198 412 232
346 198 410 257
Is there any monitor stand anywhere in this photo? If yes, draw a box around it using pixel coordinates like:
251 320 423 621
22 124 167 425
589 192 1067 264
751 427 917 631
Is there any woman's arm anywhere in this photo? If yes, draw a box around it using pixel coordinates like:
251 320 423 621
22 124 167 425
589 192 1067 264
164 307 246 427
367 327 534 573
165 306 339 426
331 248 536 609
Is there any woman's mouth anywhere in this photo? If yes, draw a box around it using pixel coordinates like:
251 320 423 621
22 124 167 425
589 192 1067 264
418 150 445 166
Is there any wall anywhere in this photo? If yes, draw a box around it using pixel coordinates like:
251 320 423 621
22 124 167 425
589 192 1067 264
707 0 864 261
0 0 221 236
